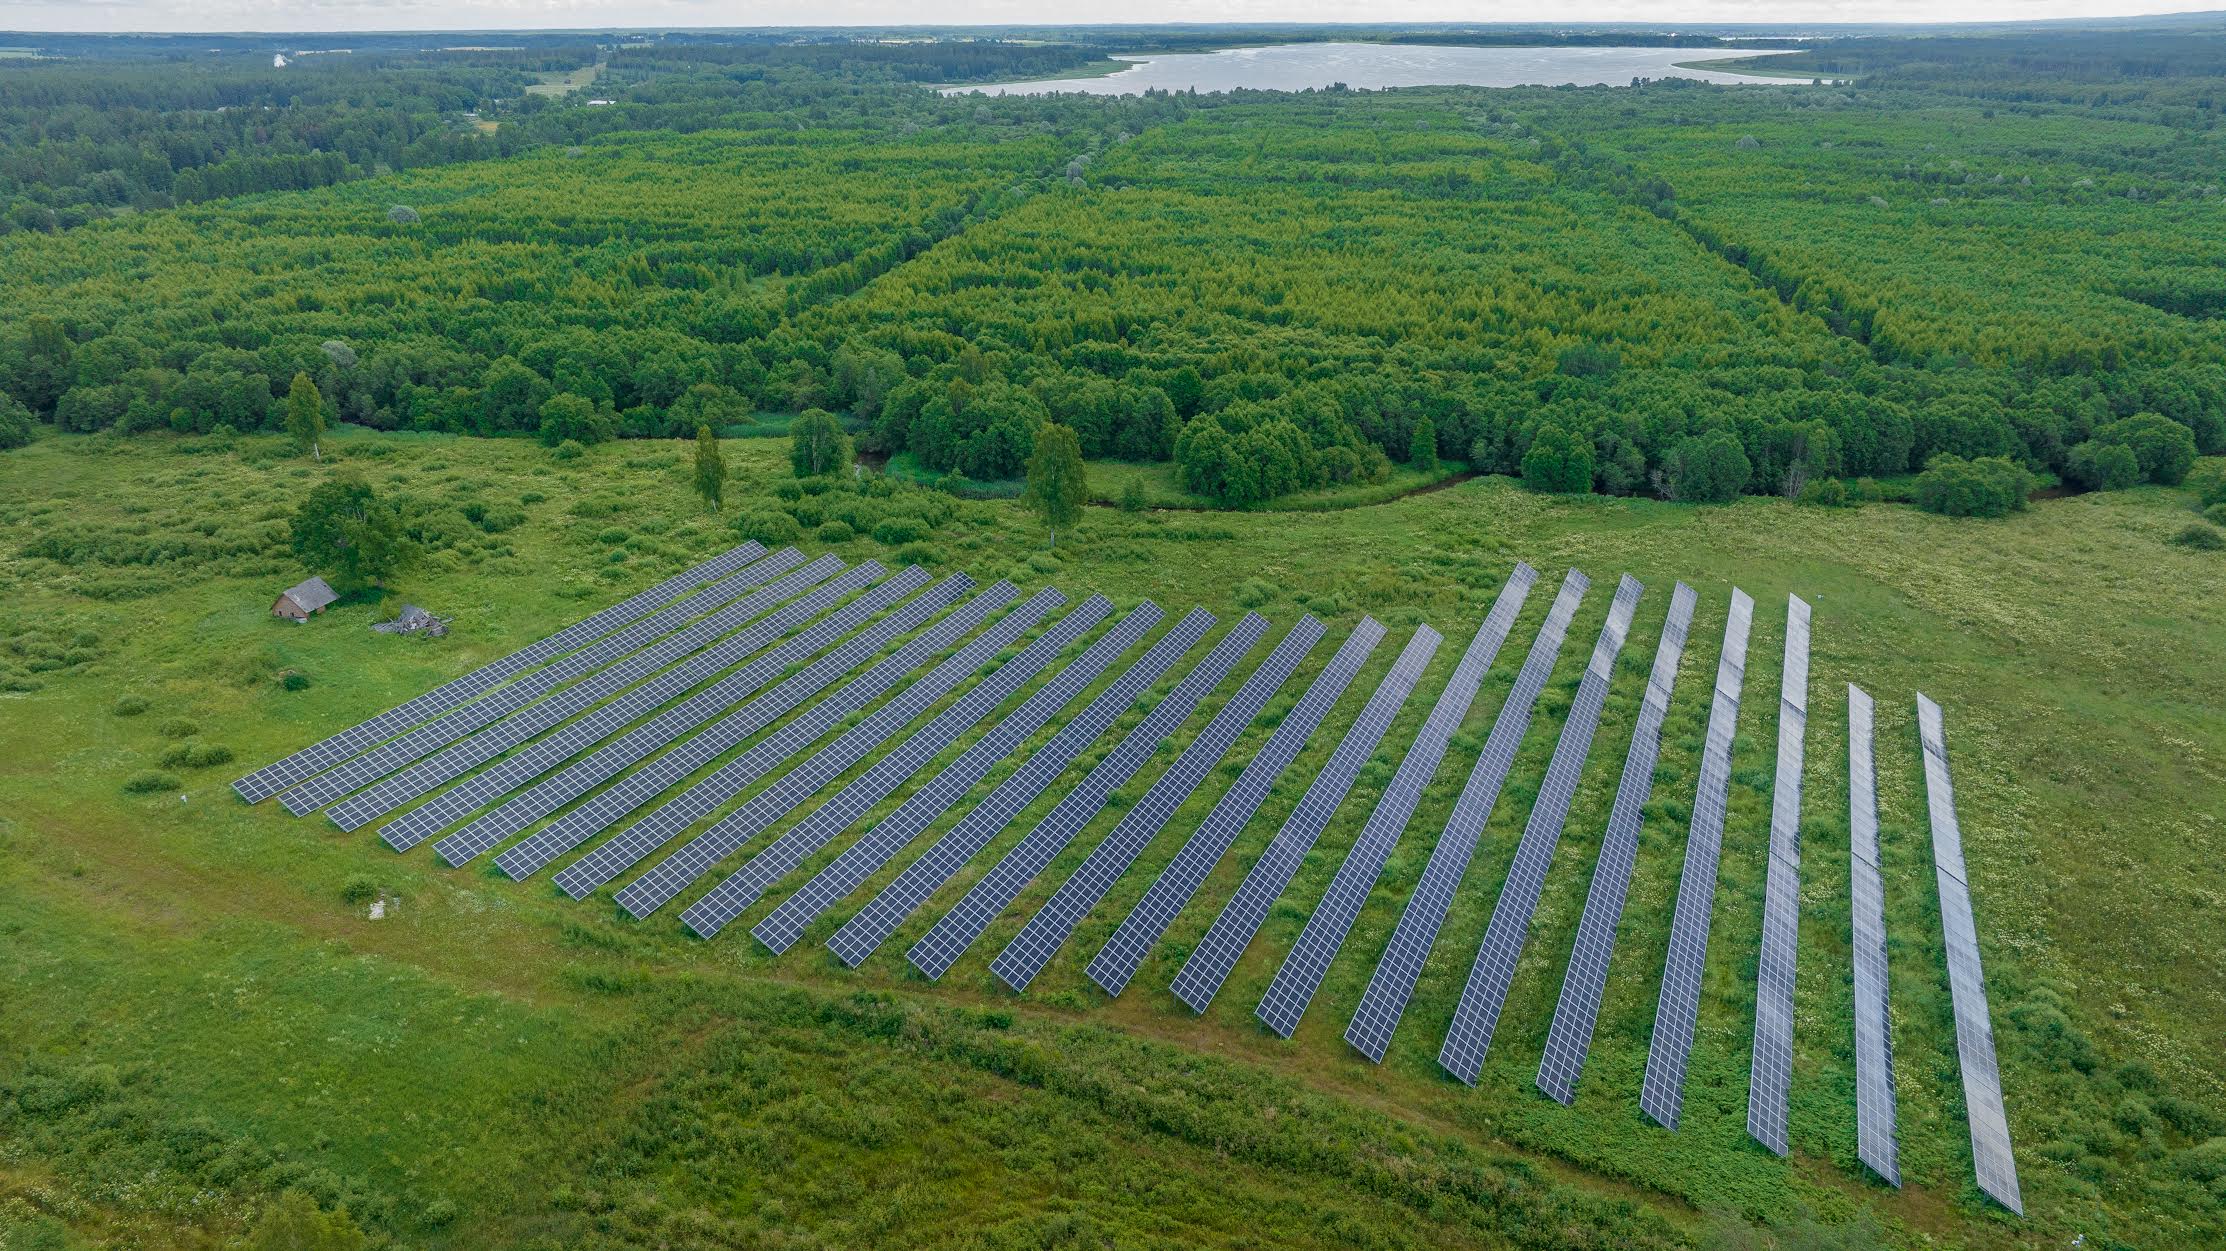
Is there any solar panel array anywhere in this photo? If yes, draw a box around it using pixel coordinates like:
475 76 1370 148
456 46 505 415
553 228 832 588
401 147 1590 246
1171 625 1439 1013
1640 588 1755 1131
909 613 1268 980
1435 573 1640 1082
448 565 928 868
991 616 1323 992
1919 694 2023 1215
613 584 1057 919
1748 595 1812 1157
1847 684 1901 1187
556 576 998 900
753 602 1161 956
1536 582 1696 1105
231 542 765 803
276 546 802 815
682 595 1113 939
1254 564 1538 1039
1346 569 1591 1063
1089 618 1385 998
325 553 842 832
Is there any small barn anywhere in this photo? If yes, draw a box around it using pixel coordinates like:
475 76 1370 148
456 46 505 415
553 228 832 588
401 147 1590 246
272 577 338 622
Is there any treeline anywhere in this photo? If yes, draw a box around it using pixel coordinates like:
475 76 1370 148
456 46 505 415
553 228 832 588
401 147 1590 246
605 39 1106 83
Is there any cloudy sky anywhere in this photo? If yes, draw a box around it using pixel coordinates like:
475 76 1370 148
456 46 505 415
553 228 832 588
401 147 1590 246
1 0 2214 33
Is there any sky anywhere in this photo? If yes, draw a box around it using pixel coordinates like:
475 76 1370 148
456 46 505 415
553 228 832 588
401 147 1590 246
0 0 2217 33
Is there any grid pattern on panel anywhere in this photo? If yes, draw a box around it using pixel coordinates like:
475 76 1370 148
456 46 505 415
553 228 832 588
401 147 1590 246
276 547 798 815
1432 575 1640 1081
401 562 904 859
1171 626 1438 1013
1848 685 1901 1187
554 577 993 899
1347 570 1593 1063
752 602 1160 956
327 554 837 832
1639 589 1755 1130
1536 583 1696 1105
1088 619 1385 998
827 608 1208 968
991 617 1322 991
1748 596 1812 1156
613 584 1047 918
1254 564 1538 1039
1919 694 2022 1215
909 614 1269 981
683 596 1113 939
232 543 764 803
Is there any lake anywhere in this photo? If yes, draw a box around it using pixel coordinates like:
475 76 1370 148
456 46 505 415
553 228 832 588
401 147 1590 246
945 43 1810 97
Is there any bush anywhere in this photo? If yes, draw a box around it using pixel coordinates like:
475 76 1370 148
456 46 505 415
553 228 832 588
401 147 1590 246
281 671 312 691
112 694 149 716
1663 430 1751 503
2094 412 2198 485
2206 503 2226 527
0 392 34 450
2067 439 2142 491
340 875 379 905
158 717 199 739
1797 477 1848 507
894 541 942 567
732 510 801 544
2189 460 2226 509
786 496 827 528
1234 577 1278 608
158 740 235 769
1914 454 2033 518
122 770 181 794
1521 424 1594 494
551 439 586 461
872 516 930 546
2172 524 2224 551
1118 477 1148 512
816 520 854 543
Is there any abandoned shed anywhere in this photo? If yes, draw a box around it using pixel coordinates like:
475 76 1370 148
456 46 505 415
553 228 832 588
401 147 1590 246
272 577 338 622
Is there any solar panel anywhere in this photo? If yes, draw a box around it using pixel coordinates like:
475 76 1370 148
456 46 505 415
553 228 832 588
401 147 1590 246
1343 569 1593 1062
1639 588 1755 1131
232 543 765 803
683 595 1114 939
274 546 803 815
752 601 1161 956
909 613 1269 981
612 584 1054 918
1432 574 1639 1080
1536 582 1696 1105
1254 564 1538 1039
391 561 904 857
1747 595 1812 1156
825 608 1211 969
991 616 1322 992
1847 684 1901 1187
1172 625 1439 1014
554 577 1000 899
325 554 841 831
1918 694 2022 1215
1088 618 1385 998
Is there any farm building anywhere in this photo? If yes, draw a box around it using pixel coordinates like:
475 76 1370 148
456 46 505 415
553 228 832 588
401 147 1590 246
271 577 338 622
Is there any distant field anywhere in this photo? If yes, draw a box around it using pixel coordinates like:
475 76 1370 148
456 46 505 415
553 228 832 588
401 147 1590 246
525 63 603 97
3 430 2219 1248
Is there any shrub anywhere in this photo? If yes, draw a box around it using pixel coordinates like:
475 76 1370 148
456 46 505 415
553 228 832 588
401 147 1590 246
551 439 585 461
816 520 854 543
281 671 312 691
2067 439 2142 491
2093 412 2198 485
1118 477 1148 512
732 510 801 544
2188 460 2226 509
1662 430 1751 503
2206 503 2226 528
420 1197 460 1229
112 694 149 716
2172 524 2224 551
786 496 826 528
158 741 235 769
122 770 181 794
1797 477 1849 507
1234 577 1278 608
0 393 34 450
520 491 547 505
872 516 930 546
1914 454 2033 518
158 717 199 739
1521 424 1594 494
340 875 379 905
894 541 942 567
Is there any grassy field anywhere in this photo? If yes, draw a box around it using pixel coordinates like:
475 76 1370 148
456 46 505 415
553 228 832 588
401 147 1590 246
2 428 2222 1249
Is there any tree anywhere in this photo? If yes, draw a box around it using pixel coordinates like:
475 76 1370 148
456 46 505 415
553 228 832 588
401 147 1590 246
536 393 614 447
284 372 325 461
0 392 34 450
693 425 727 512
1522 424 1594 494
1913 454 2033 518
1023 422 1087 547
2066 440 2141 491
2093 412 2198 485
244 1191 366 1251
789 408 854 478
290 472 409 593
1408 415 1440 474
1662 431 1752 504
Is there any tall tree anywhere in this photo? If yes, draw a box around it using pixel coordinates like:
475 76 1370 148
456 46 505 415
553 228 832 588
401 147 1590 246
1408 415 1439 475
284 371 325 461
789 408 854 478
1023 421 1087 547
290 472 408 593
693 425 727 512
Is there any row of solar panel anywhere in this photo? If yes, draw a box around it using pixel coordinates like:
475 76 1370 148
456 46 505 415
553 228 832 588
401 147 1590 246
232 543 2018 1212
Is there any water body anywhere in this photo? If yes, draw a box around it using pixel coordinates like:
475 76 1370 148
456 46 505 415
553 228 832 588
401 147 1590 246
947 43 1809 97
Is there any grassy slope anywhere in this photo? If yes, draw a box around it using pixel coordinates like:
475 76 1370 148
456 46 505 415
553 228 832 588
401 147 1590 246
2 430 2222 1248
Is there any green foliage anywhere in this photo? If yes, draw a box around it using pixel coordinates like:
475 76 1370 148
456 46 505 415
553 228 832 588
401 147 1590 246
1522 424 1595 494
280 671 312 692
2173 523 2224 551
788 409 854 479
0 391 36 450
2068 439 2143 491
1797 476 1849 507
1663 430 1752 504
340 875 379 905
1914 453 2035 518
536 393 615 447
289 472 408 592
1022 421 1088 545
1118 475 1148 512
243 1192 368 1251
2095 412 2199 485
156 740 234 769
1407 415 1440 474
120 769 179 794
284 372 325 460
157 717 199 738
550 438 585 461
111 693 148 716
2188 461 2226 509
692 425 727 512
733 510 802 545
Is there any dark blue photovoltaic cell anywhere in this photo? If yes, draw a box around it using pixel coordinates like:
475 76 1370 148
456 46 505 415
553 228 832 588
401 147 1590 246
1087 619 1384 998
1747 595 1811 1156
232 543 765 802
1919 694 2022 1215
1847 684 1901 1187
1535 582 1696 1105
